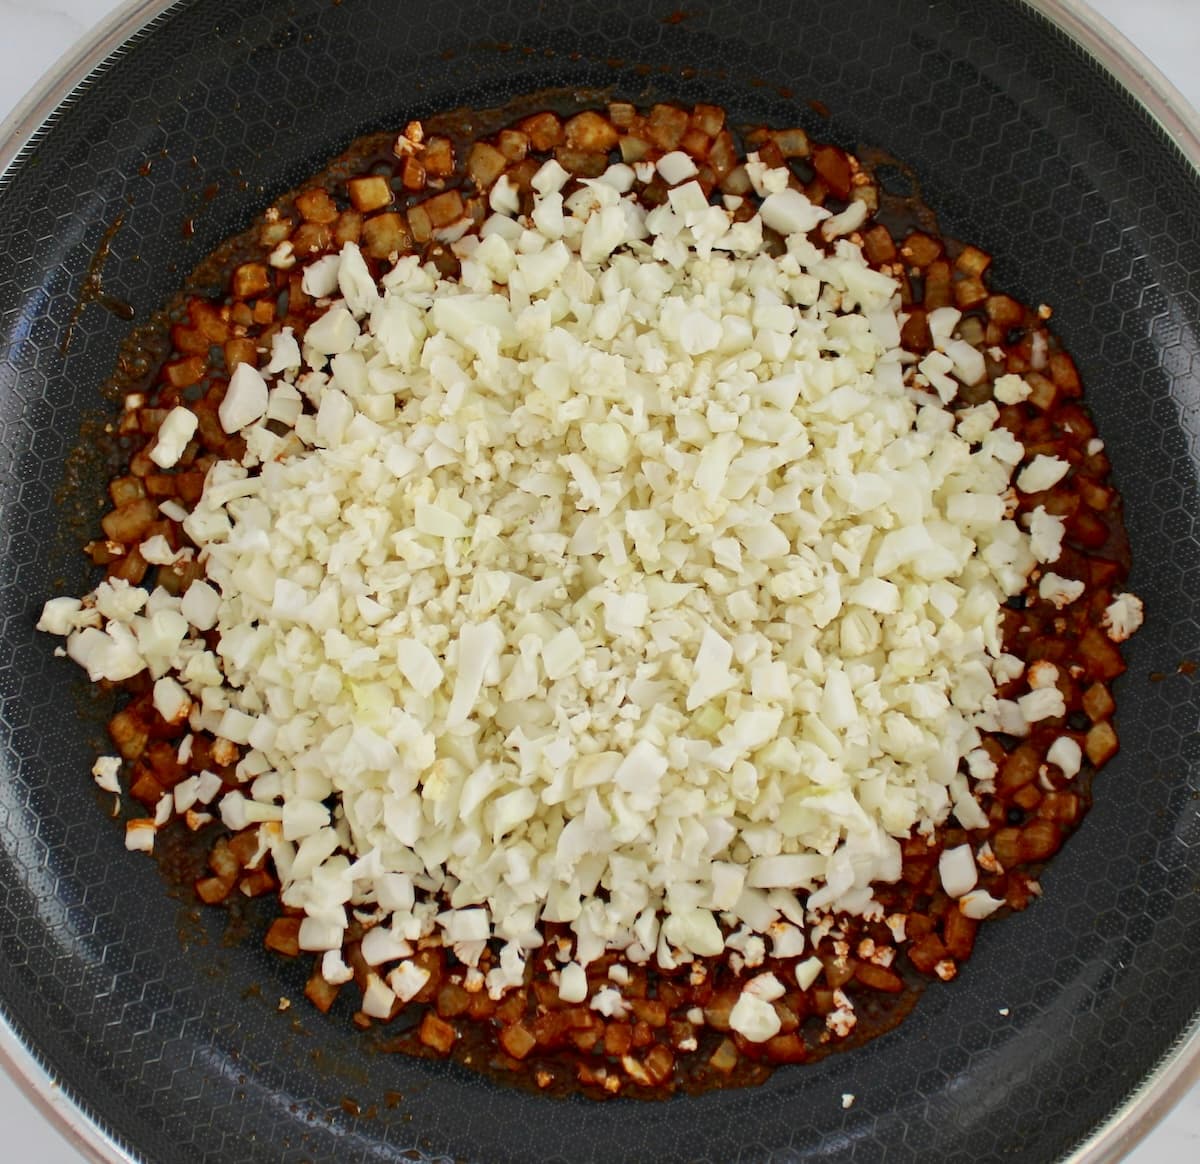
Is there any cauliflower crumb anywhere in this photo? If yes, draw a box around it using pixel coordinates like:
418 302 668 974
1027 506 1066 563
825 988 858 1038
730 991 782 1042
1038 572 1085 609
1102 593 1144 642
994 373 1032 404
976 842 1002 875
91 755 122 794
590 987 628 1019
1047 736 1082 779
1026 660 1060 690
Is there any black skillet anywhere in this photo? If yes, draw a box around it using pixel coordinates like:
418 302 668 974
0 1 1198 1160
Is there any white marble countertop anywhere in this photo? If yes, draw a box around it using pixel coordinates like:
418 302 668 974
0 1 1198 1160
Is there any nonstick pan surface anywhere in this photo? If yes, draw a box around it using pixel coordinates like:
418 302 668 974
0 1 1198 1161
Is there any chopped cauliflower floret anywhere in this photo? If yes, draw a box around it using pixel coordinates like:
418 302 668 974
729 991 782 1042
150 406 198 468
1102 593 1144 642
1047 736 1083 779
993 374 1032 404
1038 573 1085 609
1027 506 1066 563
91 755 122 794
1017 454 1070 494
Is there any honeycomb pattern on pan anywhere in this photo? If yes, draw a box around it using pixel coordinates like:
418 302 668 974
0 0 1198 1161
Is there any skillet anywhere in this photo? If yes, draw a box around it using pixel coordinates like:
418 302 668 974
0 1 1198 1160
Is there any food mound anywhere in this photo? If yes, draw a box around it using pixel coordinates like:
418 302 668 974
38 98 1143 1097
